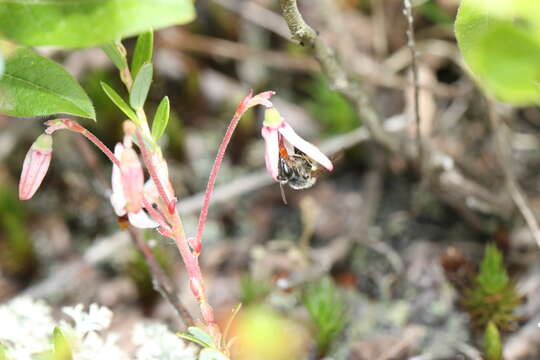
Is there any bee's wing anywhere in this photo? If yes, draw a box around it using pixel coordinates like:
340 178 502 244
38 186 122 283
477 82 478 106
311 151 343 178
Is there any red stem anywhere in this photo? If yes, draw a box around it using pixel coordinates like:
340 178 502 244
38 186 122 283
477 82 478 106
81 130 121 168
51 120 120 167
194 92 254 250
142 196 172 233
135 130 172 210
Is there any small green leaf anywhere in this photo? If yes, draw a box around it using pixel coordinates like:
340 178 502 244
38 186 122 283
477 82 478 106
0 45 95 119
129 62 153 109
484 322 502 360
0 0 196 48
101 42 128 71
188 326 215 347
100 82 139 123
152 96 170 140
199 348 230 360
131 31 154 78
176 333 210 348
52 327 72 360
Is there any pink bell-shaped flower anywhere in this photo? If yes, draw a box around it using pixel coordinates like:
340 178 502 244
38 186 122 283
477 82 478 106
19 134 53 200
110 143 158 229
261 107 333 186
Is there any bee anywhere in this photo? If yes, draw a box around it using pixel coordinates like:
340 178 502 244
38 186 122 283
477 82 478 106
277 148 319 190
276 140 339 203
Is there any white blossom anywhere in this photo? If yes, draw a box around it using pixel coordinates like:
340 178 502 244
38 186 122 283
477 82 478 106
132 323 198 360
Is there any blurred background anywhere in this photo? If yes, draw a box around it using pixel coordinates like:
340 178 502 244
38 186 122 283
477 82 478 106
2 0 540 358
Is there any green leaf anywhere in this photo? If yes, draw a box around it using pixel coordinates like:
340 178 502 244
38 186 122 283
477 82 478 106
101 42 128 71
0 46 95 119
131 31 154 78
484 322 502 360
0 0 196 48
188 326 215 347
100 82 139 123
199 348 230 360
129 62 153 109
177 332 211 348
455 0 540 105
152 96 170 140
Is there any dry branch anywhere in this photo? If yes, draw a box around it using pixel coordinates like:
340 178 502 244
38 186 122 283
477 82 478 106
278 0 398 152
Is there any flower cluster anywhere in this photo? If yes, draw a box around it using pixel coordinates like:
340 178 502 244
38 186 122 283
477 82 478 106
17 90 333 355
0 297 197 360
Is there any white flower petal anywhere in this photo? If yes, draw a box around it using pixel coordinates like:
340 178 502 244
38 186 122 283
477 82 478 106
261 126 280 180
279 122 333 171
128 211 159 229
111 143 124 195
110 191 127 216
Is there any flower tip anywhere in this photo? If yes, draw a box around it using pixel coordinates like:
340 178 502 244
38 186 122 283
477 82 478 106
326 161 334 172
19 134 53 200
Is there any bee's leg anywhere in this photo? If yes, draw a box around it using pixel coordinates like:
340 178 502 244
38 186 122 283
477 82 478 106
279 183 288 205
277 158 292 180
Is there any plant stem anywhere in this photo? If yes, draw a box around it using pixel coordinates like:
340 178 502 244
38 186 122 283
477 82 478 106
403 0 422 164
142 196 171 232
135 126 216 327
127 225 194 327
194 92 253 249
278 0 398 152
135 129 173 211
51 120 121 167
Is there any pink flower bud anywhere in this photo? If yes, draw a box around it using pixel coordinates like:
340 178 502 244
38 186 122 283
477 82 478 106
19 134 53 200
120 147 144 213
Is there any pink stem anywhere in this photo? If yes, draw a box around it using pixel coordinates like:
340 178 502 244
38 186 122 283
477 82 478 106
194 92 254 250
48 119 121 167
142 196 172 233
82 130 121 168
134 128 212 322
135 130 172 211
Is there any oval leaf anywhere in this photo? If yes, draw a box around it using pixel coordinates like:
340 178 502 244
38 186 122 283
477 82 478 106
129 62 153 109
100 81 139 123
188 326 215 348
455 0 540 105
0 0 195 48
101 42 128 71
0 46 95 119
152 96 170 140
177 332 211 348
131 31 154 78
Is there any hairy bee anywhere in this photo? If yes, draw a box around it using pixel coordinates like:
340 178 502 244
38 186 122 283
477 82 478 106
277 149 319 190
